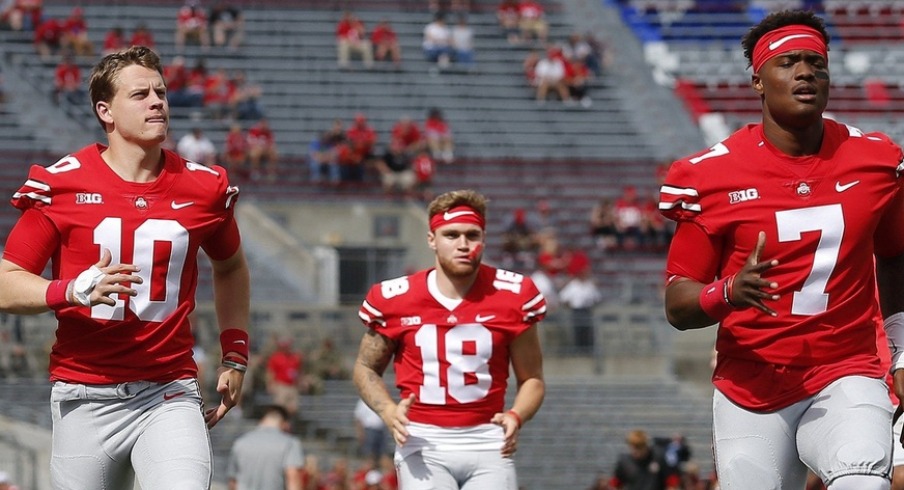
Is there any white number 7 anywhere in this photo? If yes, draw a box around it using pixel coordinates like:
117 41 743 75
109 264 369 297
775 204 844 316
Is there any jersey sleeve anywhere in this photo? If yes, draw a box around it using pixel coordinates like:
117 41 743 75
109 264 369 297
197 162 242 260
11 164 55 212
519 274 547 324
658 158 702 224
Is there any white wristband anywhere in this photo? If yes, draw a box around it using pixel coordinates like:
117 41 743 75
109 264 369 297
72 265 106 307
884 312 904 373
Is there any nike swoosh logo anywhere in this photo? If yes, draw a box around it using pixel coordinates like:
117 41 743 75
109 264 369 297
444 210 475 220
475 314 496 322
835 180 860 192
171 200 194 210
769 34 814 50
163 391 186 400
234 340 246 345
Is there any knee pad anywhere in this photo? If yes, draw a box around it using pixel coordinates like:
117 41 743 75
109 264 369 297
720 454 783 490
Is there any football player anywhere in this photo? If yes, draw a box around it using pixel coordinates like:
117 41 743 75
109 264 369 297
0 46 250 488
659 10 904 490
353 189 546 489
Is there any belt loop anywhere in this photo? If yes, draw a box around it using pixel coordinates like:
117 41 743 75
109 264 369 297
117 382 132 399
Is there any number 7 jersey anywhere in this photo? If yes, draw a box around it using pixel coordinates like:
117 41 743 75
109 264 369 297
359 265 546 427
5 144 241 384
660 120 904 407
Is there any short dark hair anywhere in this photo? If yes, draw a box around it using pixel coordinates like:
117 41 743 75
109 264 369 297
260 404 291 421
741 10 829 69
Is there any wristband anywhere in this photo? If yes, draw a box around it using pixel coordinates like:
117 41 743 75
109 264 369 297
45 279 72 311
220 328 250 360
222 359 248 372
506 409 523 429
885 312 904 373
699 275 737 321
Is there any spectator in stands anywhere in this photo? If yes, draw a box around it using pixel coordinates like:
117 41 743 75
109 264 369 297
422 12 453 72
54 52 84 105
424 107 455 164
300 454 324 490
371 19 402 69
411 149 437 202
568 58 593 108
390 115 424 159
323 458 351 489
563 32 601 78
354 398 390 467
0 470 19 490
61 7 93 57
429 0 471 13
655 432 692 478
559 259 601 354
129 22 155 51
228 70 264 120
209 1 243 51
642 190 672 252
202 67 232 119
308 131 340 185
336 11 373 70
34 16 63 61
265 336 307 420
589 473 615 490
375 139 415 196
611 429 680 490
175 0 209 53
1 0 41 31
311 338 348 381
501 207 539 271
451 14 476 72
533 45 571 104
346 112 378 169
227 405 304 490
518 0 548 44
177 126 216 166
101 26 126 55
223 122 248 176
590 197 618 252
164 55 201 107
536 229 570 289
613 185 646 251
248 117 279 181
523 48 541 85
497 0 522 44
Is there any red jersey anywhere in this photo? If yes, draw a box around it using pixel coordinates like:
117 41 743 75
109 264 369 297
225 130 248 159
267 350 302 385
371 24 397 45
358 265 546 426
391 122 422 148
103 29 125 52
424 117 450 138
660 120 904 410
54 62 80 90
247 124 274 149
4 144 241 384
130 30 155 49
412 154 434 183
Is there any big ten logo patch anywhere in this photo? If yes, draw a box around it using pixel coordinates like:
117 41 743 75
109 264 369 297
75 193 103 204
728 188 759 204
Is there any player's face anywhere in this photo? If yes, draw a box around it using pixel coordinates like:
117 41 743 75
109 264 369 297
754 49 829 128
101 64 169 146
429 223 484 278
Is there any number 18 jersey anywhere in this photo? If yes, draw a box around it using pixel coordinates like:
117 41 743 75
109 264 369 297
359 264 546 427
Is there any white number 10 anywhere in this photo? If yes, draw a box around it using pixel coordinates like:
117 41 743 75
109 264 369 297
91 217 189 322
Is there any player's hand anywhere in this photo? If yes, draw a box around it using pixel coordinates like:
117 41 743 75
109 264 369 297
491 411 520 457
385 394 415 446
81 249 143 307
730 231 780 317
205 366 245 429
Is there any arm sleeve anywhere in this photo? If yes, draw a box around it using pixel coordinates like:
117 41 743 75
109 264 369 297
2 208 60 274
665 221 721 283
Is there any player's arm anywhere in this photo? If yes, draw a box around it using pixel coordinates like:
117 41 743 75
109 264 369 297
875 187 904 417
491 323 544 457
205 245 251 429
0 209 139 313
285 464 302 490
353 328 413 445
665 223 778 330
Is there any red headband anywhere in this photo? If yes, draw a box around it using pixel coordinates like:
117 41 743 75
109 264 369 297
429 206 485 231
752 25 827 73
